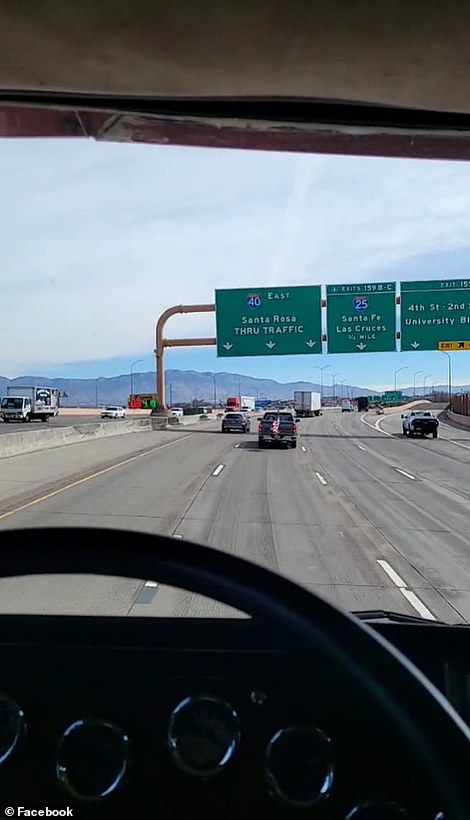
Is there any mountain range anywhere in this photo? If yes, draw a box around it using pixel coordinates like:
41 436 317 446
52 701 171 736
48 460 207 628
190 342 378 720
0 370 461 406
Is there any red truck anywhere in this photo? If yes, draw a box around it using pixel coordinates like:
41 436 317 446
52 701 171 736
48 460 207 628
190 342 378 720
226 396 241 410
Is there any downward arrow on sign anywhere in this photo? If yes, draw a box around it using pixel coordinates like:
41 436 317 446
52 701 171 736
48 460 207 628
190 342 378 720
266 341 276 349
411 342 420 349
305 340 316 348
356 342 367 351
223 343 233 351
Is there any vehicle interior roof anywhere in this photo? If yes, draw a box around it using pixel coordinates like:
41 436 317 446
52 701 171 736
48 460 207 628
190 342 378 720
0 0 466 112
1 1 470 160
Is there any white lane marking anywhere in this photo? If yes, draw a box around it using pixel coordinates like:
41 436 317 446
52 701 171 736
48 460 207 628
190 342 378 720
339 530 345 538
360 414 393 437
377 559 436 621
315 472 328 486
144 580 158 588
357 444 367 451
173 534 183 539
441 437 470 451
212 464 225 476
301 446 307 452
377 559 405 588
234 443 240 448
400 589 436 620
363 414 470 452
438 423 470 451
395 467 416 480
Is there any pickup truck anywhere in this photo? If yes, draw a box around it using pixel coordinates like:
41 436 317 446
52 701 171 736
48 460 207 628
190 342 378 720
258 410 299 448
401 410 439 438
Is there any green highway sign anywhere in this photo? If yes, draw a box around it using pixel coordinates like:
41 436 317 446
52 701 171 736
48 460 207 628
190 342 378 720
326 282 396 354
367 392 402 402
215 286 322 357
401 279 470 351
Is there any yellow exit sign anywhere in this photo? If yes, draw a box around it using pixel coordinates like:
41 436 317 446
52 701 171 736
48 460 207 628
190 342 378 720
438 341 470 351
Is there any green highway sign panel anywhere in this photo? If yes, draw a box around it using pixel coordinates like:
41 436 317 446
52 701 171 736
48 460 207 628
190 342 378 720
401 279 470 351
367 392 402 402
215 286 322 357
326 282 396 354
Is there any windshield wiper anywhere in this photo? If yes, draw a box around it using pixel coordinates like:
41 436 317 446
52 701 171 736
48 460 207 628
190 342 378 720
352 609 447 625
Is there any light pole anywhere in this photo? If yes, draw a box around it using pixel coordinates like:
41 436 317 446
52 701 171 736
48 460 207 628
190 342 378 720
394 366 408 393
213 375 217 408
332 373 341 403
440 352 453 409
130 359 143 396
423 374 432 397
413 370 423 398
313 365 330 404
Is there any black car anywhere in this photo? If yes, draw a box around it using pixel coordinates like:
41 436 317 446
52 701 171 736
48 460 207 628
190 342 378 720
221 412 250 433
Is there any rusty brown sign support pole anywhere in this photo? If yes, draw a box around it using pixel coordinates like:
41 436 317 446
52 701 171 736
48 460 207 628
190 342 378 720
154 304 216 410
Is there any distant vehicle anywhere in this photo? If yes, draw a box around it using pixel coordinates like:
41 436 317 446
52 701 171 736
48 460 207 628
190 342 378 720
293 391 321 417
357 396 369 412
341 400 353 412
240 395 255 411
258 410 299 448
101 405 126 419
1 386 60 423
401 410 438 438
226 396 241 411
221 412 250 433
168 407 184 418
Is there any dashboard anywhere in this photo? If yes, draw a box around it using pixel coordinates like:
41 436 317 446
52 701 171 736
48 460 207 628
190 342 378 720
0 615 463 819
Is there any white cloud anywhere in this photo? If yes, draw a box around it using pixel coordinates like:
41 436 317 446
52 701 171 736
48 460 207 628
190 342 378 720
2 139 470 372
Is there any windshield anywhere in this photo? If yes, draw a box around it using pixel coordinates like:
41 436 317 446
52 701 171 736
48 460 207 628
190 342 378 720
263 412 294 422
1 138 469 626
1 397 24 409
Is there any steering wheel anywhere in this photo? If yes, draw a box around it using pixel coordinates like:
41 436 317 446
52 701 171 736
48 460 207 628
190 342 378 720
3 526 470 817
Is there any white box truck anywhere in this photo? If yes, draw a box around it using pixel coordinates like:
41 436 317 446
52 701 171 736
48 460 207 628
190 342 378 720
240 396 255 411
293 391 321 417
1 386 60 423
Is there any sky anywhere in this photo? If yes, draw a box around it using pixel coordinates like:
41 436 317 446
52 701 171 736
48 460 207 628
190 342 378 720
2 138 470 392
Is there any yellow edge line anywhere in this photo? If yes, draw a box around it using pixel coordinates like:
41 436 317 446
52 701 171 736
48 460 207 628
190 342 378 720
0 434 194 523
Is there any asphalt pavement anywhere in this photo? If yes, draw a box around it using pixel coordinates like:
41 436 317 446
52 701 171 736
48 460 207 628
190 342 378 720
0 408 469 624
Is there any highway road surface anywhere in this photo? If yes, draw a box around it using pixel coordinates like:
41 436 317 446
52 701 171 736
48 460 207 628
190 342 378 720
0 408 469 623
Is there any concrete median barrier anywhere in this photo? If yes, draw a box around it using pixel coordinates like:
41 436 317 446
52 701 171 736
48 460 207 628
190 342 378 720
382 400 432 415
0 418 154 459
441 409 470 430
151 413 216 429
